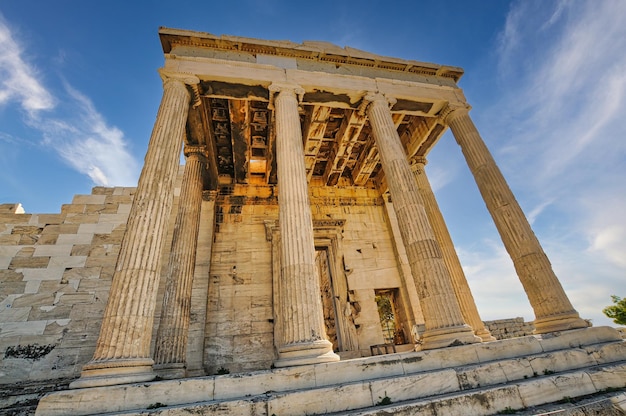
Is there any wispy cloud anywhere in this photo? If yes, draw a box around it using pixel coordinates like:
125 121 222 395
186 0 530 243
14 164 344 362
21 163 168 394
28 84 139 186
0 15 139 187
0 15 54 114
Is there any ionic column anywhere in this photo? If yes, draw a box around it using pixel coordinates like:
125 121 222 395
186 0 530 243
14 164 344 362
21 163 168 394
153 146 207 378
364 93 479 349
410 157 495 342
443 105 588 333
270 83 339 367
70 72 199 388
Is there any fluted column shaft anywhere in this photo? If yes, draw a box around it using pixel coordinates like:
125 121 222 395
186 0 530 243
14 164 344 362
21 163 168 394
271 84 339 367
153 148 206 378
411 157 495 342
71 74 197 388
365 93 479 349
445 106 587 333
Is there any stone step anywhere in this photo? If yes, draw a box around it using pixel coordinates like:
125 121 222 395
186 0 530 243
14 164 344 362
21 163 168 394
35 327 626 416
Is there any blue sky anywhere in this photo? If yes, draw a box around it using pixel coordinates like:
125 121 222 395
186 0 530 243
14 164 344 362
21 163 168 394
1 1 624 327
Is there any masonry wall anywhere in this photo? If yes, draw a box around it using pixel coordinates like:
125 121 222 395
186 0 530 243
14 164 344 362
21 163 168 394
0 187 134 385
1 178 545 387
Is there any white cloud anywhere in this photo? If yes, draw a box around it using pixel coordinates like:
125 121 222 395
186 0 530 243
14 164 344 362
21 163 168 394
0 16 139 187
33 84 140 187
0 16 54 113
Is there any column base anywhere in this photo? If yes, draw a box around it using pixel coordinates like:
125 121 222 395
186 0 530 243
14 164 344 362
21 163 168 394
154 362 186 380
533 312 590 334
421 324 481 350
69 358 155 389
274 339 340 368
475 327 497 342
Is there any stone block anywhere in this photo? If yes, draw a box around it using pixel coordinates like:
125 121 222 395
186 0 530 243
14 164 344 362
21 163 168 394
315 354 404 386
84 256 118 268
457 361 508 390
0 234 21 245
117 204 132 214
497 357 534 381
56 234 94 245
430 385 525 416
77 223 115 234
0 245 23 257
216 366 316 400
56 293 96 305
49 256 87 269
24 280 41 294
0 269 24 282
64 213 100 224
92 232 124 245
98 213 130 224
0 306 31 322
21 268 65 281
216 320 251 336
36 377 217 416
72 194 106 205
527 348 596 375
15 245 35 257
28 305 72 322
92 186 114 195
0 281 27 299
0 213 32 224
0 256 11 269
0 320 47 336
373 368 459 404
33 244 73 257
41 224 78 235
537 326 622 351
12 293 54 308
61 204 86 214
474 336 543 363
104 194 132 205
69 244 91 256
37 234 59 245
517 371 596 408
586 363 626 390
268 380 373 415
585 340 626 364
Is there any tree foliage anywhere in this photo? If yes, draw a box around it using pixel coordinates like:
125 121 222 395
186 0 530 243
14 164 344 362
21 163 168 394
602 295 626 326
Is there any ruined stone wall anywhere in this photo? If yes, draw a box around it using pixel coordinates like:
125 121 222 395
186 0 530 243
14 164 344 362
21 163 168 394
483 317 535 340
310 187 407 355
201 184 407 373
0 186 135 385
202 185 277 375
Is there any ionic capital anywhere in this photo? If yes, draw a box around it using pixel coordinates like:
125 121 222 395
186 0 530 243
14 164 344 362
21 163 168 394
409 156 428 175
158 69 201 107
439 103 471 124
358 92 397 116
268 82 305 109
183 145 208 159
202 190 218 202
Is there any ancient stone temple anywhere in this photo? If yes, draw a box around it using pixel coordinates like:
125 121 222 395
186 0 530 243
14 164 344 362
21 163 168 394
1 28 626 415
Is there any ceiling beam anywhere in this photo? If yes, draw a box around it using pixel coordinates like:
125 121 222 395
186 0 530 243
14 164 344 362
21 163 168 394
302 105 332 181
323 109 366 186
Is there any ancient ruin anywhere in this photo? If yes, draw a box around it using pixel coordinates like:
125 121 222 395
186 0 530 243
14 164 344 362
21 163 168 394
1 28 625 415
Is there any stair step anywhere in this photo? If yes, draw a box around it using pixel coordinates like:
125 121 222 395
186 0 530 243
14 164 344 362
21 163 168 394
34 327 626 415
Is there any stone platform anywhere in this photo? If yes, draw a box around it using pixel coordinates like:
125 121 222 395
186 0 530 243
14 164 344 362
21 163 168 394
35 327 626 415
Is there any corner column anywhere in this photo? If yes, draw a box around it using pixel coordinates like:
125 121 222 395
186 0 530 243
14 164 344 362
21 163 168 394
410 157 495 342
443 105 588 333
153 146 207 378
270 83 340 367
70 71 199 388
364 93 479 349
